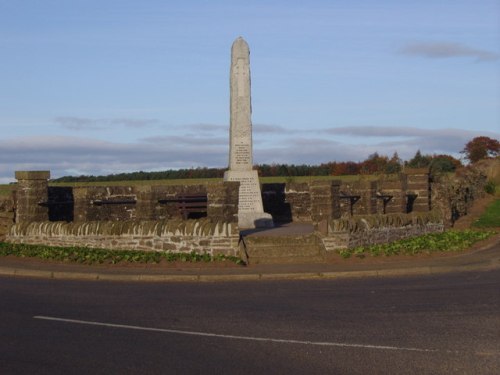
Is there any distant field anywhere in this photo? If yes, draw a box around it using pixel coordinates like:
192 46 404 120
0 185 13 197
0 175 374 196
49 175 370 187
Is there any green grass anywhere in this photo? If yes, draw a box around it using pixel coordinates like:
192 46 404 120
0 185 13 197
339 229 496 259
0 242 244 265
472 199 500 228
50 174 373 187
259 175 377 184
49 178 223 187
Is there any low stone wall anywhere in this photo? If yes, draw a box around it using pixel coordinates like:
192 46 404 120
321 211 444 251
7 218 240 257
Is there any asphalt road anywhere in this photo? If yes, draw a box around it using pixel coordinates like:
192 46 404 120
1 270 499 374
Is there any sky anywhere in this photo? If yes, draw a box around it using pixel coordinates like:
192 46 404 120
0 0 499 182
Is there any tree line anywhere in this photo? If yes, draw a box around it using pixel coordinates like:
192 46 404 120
52 136 498 183
52 151 463 182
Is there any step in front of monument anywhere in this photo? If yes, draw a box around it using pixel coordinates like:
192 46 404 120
241 234 325 264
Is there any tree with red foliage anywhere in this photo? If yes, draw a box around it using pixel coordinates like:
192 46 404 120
461 136 500 163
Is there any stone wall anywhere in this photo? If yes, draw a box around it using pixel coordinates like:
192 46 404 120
261 171 434 226
8 171 240 256
284 182 311 222
7 218 240 257
71 184 223 222
431 166 488 227
338 180 377 216
7 166 487 258
14 174 239 225
377 178 407 214
0 196 15 241
321 211 444 251
405 168 431 212
15 171 50 223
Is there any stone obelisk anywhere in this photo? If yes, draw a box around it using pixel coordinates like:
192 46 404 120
224 37 273 229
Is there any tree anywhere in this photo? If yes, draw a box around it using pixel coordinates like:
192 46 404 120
461 136 500 163
429 154 462 174
360 152 388 174
406 150 432 169
385 152 402 174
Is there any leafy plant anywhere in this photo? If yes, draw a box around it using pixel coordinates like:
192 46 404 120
0 242 243 265
484 180 497 195
339 230 495 259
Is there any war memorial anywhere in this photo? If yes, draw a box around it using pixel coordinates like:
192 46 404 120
0 38 489 264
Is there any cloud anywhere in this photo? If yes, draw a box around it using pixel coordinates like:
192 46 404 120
109 118 160 128
141 135 227 146
323 126 499 156
183 123 289 134
1 126 498 182
184 124 227 133
399 42 499 62
55 116 159 130
54 117 103 130
323 126 486 139
253 124 289 133
0 136 227 181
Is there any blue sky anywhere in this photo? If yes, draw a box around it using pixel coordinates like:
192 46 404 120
0 0 499 182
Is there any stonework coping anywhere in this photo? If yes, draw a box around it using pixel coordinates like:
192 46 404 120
404 168 430 175
15 171 50 180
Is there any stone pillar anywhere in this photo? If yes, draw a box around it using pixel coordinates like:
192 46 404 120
361 181 378 215
14 171 50 223
73 187 91 222
311 180 341 233
207 181 239 224
284 182 312 222
405 168 431 212
223 37 273 229
135 185 155 220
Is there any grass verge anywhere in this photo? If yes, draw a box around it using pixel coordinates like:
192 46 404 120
472 199 500 228
0 242 244 265
339 229 496 259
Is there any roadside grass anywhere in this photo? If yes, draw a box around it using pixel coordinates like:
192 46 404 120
472 199 500 228
338 229 496 259
0 242 244 265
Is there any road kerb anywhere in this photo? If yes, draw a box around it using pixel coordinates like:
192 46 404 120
376 267 432 277
198 274 261 282
0 256 498 282
321 270 379 279
259 272 322 281
0 266 17 277
11 268 54 279
52 272 100 281
139 274 200 282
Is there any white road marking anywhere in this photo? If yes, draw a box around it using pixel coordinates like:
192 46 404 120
34 315 436 353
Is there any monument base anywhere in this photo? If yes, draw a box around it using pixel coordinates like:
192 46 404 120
238 212 274 230
224 169 274 229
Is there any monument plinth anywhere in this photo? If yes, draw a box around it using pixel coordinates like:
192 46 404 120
224 37 273 229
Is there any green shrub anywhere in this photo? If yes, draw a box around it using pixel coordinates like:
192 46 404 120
484 180 496 195
0 242 244 265
339 230 495 259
